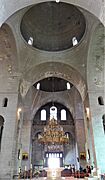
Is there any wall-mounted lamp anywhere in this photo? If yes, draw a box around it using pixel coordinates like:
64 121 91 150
17 108 22 120
86 107 90 119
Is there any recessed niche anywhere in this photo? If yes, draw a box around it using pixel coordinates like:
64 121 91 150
98 96 104 105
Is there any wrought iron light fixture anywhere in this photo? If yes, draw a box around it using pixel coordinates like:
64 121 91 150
38 117 69 145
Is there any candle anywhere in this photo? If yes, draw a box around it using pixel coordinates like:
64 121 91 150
25 166 27 171
18 167 21 173
31 164 32 169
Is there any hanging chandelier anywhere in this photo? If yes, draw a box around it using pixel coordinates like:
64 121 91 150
38 117 69 145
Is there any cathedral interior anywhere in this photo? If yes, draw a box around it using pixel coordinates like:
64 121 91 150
0 0 105 179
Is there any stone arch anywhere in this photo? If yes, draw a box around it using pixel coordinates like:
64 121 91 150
0 0 104 26
23 62 87 101
31 90 74 121
33 100 74 120
23 62 86 121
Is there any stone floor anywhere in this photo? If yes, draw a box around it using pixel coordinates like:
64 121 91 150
20 178 85 180
19 176 101 180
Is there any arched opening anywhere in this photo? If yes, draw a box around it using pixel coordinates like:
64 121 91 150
61 109 66 120
2 98 8 107
67 82 71 90
24 62 87 101
72 36 78 46
21 71 87 174
98 96 104 105
28 37 33 45
36 83 40 90
0 115 4 151
31 102 76 169
41 109 46 121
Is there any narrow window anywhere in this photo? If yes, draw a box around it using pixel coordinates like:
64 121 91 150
61 109 66 120
65 132 69 138
57 153 59 158
98 96 104 105
37 132 42 139
2 98 8 107
0 115 4 151
60 153 62 158
28 37 33 45
49 153 51 158
56 0 60 2
87 149 90 160
67 82 71 90
18 149 21 160
50 106 57 120
36 83 40 90
102 114 105 134
72 37 78 46
41 109 46 121
46 153 48 158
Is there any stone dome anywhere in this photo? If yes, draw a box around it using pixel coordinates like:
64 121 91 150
20 1 86 51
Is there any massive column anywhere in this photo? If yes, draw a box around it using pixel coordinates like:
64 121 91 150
21 119 32 171
0 77 20 179
87 23 105 174
74 89 87 168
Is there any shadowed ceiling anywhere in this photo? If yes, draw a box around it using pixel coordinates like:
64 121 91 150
20 1 86 51
34 77 73 92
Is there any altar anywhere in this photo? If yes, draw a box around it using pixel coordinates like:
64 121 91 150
45 167 64 179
